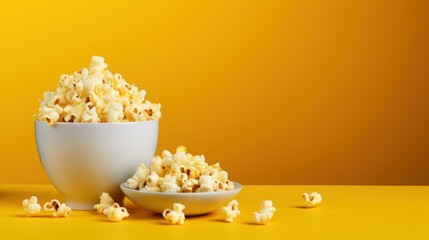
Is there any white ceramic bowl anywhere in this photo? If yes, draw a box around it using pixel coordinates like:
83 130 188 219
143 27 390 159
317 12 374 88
120 182 242 215
34 120 158 210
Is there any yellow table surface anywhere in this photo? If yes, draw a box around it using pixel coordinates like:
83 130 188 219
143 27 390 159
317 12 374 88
0 185 428 239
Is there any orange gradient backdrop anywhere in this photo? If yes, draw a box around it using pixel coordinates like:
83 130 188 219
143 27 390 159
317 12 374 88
0 0 428 184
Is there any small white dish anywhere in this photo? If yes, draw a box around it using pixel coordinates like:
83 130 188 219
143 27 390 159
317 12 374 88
120 182 242 215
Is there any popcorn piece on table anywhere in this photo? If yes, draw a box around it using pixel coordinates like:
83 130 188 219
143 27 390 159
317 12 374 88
103 203 129 222
22 196 41 217
302 192 322 207
220 199 240 223
253 200 277 225
43 199 72 217
163 203 186 225
93 192 115 213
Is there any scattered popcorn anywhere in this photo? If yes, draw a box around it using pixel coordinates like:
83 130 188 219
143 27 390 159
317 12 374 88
302 192 322 207
22 196 41 217
36 56 161 125
252 200 277 225
162 203 186 225
93 192 115 213
103 203 129 222
43 199 71 217
220 200 240 223
125 146 235 193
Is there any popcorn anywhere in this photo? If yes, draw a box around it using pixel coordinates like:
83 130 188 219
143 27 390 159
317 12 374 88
82 103 100 123
36 56 161 125
224 180 234 190
193 155 208 174
213 179 225 191
93 192 115 213
185 166 200 179
253 200 277 225
38 106 61 126
43 199 71 217
150 156 165 176
302 192 322 207
22 196 41 217
162 203 185 225
145 171 161 188
63 104 83 122
177 173 188 185
103 203 129 222
93 192 130 221
104 102 124 122
176 146 186 153
162 150 173 158
160 174 181 193
220 200 240 223
89 56 108 74
143 185 161 192
217 170 228 183
196 174 214 192
181 179 199 193
125 163 150 190
125 146 234 193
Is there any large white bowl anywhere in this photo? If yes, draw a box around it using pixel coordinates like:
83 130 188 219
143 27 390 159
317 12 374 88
120 182 242 215
34 120 158 210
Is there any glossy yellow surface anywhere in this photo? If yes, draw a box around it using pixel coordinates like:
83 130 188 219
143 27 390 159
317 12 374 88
1 185 428 239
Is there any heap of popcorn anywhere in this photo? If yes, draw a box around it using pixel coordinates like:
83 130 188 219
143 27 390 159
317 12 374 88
36 56 161 125
124 146 235 193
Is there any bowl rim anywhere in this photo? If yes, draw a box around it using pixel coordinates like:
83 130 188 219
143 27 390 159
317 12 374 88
34 119 159 125
120 181 242 196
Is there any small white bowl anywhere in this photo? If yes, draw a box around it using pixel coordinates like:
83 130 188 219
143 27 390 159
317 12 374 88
120 182 242 215
35 120 158 210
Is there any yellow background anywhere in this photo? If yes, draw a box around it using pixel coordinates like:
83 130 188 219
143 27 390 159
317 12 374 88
0 0 428 184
